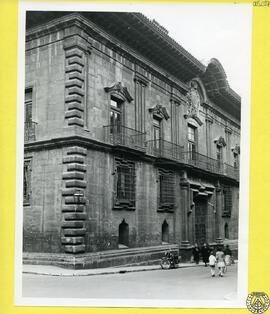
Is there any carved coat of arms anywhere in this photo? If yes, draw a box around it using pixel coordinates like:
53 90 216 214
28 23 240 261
184 81 203 126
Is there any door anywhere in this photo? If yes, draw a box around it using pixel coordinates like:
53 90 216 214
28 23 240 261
195 196 207 245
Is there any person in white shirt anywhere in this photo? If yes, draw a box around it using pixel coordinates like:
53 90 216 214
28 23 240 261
209 251 216 277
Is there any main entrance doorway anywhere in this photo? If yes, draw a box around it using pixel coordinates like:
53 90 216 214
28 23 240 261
194 196 207 245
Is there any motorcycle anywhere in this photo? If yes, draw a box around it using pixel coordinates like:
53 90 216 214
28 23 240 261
160 251 181 269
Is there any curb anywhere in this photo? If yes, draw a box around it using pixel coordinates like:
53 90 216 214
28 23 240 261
23 263 205 277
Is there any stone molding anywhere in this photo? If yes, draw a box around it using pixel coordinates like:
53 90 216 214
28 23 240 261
104 82 133 103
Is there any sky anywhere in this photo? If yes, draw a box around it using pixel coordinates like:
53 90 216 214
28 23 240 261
23 2 253 98
139 3 253 97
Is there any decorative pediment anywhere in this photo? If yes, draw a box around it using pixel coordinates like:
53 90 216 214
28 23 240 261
214 136 226 147
148 104 170 120
104 82 133 103
231 144 240 155
184 81 203 126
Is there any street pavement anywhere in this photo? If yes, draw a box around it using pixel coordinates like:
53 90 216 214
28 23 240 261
22 264 237 300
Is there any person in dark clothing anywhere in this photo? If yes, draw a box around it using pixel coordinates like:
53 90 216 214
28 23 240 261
201 243 210 266
224 245 232 266
192 243 200 264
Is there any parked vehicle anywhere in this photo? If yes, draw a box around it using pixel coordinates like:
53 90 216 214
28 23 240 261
160 251 181 269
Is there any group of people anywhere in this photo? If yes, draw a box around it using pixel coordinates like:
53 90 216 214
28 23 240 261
192 243 232 277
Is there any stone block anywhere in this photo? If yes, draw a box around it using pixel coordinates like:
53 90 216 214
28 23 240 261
63 35 88 52
65 48 83 58
62 205 85 212
67 147 87 156
65 180 87 188
67 102 84 111
68 72 84 82
65 109 82 119
61 236 84 244
68 86 84 97
62 221 85 228
67 163 86 172
65 94 83 103
65 79 83 88
63 155 85 164
62 171 85 180
64 244 86 254
64 196 86 204
64 213 87 220
67 117 84 127
68 56 84 67
63 228 86 236
65 64 83 73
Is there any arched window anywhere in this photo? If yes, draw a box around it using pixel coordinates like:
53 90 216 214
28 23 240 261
119 219 129 248
224 223 229 239
162 220 169 244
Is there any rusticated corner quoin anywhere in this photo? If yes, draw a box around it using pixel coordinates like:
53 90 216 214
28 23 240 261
63 27 92 128
62 146 88 254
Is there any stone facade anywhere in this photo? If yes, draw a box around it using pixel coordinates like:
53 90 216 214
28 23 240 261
23 12 241 266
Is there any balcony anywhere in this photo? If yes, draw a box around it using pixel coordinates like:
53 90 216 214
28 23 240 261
147 139 183 161
24 121 37 142
147 139 239 181
103 125 146 152
182 151 223 175
224 163 239 181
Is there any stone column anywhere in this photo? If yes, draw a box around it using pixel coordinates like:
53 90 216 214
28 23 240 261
180 171 190 247
215 183 223 244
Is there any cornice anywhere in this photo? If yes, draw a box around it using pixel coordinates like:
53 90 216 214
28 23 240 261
26 13 190 96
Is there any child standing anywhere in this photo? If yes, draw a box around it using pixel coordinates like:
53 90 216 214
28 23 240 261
209 251 216 277
216 247 225 277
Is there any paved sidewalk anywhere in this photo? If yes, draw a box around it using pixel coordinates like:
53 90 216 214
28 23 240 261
23 262 206 277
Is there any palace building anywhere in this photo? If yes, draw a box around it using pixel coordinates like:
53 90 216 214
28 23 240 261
23 12 241 268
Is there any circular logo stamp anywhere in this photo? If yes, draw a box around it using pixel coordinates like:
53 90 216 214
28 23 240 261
246 292 270 314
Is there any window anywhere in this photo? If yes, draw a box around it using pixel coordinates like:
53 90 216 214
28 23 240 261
222 187 232 217
171 101 180 145
217 146 223 169
110 97 123 133
24 88 36 142
188 124 197 160
233 153 239 168
153 117 161 150
25 88 33 123
114 158 135 209
158 169 175 211
23 159 32 204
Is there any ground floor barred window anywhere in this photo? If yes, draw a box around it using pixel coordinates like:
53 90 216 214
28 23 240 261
158 168 175 211
23 158 32 205
114 158 136 210
222 186 232 217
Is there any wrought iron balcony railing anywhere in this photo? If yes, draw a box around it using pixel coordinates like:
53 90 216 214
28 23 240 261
147 139 239 181
182 151 224 175
24 121 37 142
224 163 239 181
103 125 146 151
147 139 184 161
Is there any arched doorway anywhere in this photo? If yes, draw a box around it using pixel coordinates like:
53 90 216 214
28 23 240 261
224 223 229 239
162 220 169 243
119 219 129 247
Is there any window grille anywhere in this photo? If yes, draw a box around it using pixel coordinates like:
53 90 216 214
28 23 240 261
114 158 136 210
158 169 175 211
222 187 232 217
24 159 32 204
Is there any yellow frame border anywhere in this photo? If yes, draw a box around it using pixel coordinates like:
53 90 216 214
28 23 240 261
1 0 269 313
